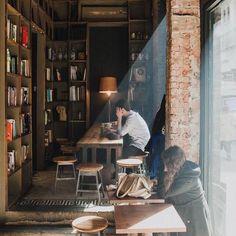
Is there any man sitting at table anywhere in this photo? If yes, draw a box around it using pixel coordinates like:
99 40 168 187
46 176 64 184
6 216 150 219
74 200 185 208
115 99 150 157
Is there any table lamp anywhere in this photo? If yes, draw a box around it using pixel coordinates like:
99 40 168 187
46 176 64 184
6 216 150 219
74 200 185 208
99 76 117 122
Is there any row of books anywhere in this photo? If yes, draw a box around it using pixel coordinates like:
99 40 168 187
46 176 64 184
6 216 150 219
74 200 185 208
7 87 29 106
21 87 29 105
22 144 30 161
6 119 16 142
20 113 31 135
6 21 29 47
7 86 17 106
7 18 17 42
69 85 86 101
7 49 17 74
45 66 86 81
46 88 53 102
8 150 16 172
70 65 86 81
45 130 53 146
45 109 52 125
47 47 86 61
21 59 30 77
8 145 30 173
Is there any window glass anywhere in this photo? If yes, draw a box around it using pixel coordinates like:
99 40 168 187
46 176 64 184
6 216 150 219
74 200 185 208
206 1 236 235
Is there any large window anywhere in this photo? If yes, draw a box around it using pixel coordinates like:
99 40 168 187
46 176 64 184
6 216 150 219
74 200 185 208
203 0 236 235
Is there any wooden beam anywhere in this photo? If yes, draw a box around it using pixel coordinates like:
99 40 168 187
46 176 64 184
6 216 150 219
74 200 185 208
0 0 7 222
36 33 46 170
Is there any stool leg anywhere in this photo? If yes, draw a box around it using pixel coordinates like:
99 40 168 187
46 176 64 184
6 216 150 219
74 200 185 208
55 164 59 192
72 164 76 179
80 175 84 196
98 170 105 198
76 171 81 196
96 172 101 203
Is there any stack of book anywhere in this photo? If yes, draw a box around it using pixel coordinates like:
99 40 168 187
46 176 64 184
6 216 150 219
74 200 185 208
8 150 16 172
21 145 29 161
69 85 86 101
20 59 30 77
20 113 31 135
7 86 17 106
7 18 17 42
20 87 29 105
6 119 16 142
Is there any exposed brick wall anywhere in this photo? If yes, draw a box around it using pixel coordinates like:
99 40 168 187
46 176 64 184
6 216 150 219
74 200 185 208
166 0 200 162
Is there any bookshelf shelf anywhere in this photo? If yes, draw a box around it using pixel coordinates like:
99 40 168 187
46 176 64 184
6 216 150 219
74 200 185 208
7 106 21 109
22 158 32 165
7 135 21 144
7 3 20 16
69 120 86 123
129 19 149 23
8 166 21 177
21 75 32 80
7 39 19 47
69 60 86 63
20 45 31 52
7 72 19 78
21 132 32 137
69 80 86 83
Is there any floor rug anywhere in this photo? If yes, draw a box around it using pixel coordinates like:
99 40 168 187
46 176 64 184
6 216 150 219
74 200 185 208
10 198 113 211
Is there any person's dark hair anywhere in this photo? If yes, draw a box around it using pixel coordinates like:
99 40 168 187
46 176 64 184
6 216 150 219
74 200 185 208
115 99 131 111
162 145 186 192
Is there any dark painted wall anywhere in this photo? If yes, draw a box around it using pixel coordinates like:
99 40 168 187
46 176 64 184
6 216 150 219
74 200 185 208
89 26 128 124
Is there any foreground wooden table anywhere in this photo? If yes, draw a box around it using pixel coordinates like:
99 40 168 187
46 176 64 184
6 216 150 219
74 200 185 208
107 190 165 204
114 204 186 236
76 123 123 165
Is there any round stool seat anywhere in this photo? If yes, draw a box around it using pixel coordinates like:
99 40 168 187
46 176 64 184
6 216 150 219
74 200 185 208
61 146 78 153
117 158 142 167
72 216 108 233
77 163 103 172
128 154 148 162
53 156 77 164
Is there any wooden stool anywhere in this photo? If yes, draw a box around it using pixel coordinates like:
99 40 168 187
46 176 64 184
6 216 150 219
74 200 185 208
116 158 142 174
76 163 105 203
72 216 108 236
128 151 149 175
61 145 78 159
53 156 77 191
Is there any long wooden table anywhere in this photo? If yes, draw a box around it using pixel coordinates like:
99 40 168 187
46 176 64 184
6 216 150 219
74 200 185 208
76 123 123 167
114 204 186 236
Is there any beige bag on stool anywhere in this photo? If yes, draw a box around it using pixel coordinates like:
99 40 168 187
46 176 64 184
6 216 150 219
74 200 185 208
116 173 153 199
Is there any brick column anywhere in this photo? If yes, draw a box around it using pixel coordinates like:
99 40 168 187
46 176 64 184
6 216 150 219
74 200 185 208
165 0 200 162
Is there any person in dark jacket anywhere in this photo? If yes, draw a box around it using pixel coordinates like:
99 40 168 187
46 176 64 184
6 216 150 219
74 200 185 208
157 145 213 236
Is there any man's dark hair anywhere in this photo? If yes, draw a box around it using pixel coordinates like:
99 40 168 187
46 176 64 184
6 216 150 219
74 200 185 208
115 99 131 111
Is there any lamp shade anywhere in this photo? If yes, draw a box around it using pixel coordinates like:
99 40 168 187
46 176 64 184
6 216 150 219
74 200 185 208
99 76 117 96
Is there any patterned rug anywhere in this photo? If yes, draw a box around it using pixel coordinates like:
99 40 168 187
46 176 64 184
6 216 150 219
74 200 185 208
11 198 113 211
